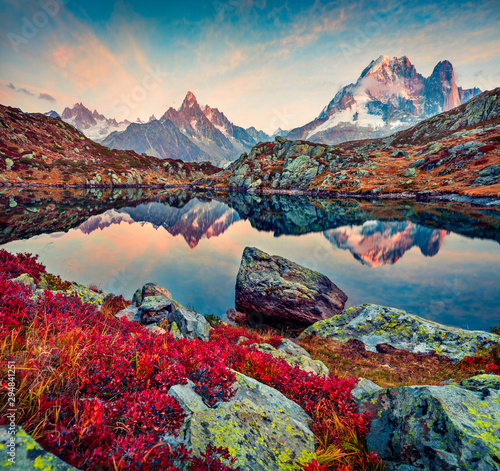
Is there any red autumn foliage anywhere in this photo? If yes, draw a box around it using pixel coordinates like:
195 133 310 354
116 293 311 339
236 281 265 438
0 251 378 470
478 144 496 153
0 248 46 282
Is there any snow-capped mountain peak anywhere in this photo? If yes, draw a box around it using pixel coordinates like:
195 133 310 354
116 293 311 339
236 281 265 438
60 103 130 143
288 55 481 144
181 91 199 110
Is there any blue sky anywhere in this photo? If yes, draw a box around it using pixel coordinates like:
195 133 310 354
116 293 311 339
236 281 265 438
0 0 499 131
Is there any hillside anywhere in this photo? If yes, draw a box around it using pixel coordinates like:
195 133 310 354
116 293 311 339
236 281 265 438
0 104 219 187
195 88 500 199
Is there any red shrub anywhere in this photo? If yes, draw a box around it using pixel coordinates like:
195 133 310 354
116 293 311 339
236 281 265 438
0 248 46 282
0 252 377 470
478 144 496 153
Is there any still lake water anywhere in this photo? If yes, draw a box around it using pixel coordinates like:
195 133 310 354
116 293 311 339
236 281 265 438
1 189 500 332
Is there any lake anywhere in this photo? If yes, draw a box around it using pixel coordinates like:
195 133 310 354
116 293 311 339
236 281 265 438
1 188 499 332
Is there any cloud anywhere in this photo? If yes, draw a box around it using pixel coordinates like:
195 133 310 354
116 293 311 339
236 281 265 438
39 92 56 102
6 82 34 96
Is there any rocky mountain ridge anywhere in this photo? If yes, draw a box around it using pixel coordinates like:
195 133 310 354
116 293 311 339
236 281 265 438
102 91 271 166
195 88 500 198
61 102 131 143
0 103 219 187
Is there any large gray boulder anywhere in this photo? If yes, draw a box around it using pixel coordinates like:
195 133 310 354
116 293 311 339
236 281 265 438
165 372 316 470
0 426 78 470
235 247 347 325
357 375 500 470
299 304 500 360
132 282 173 306
139 296 175 324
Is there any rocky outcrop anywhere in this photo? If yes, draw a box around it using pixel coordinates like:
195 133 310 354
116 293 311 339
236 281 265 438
11 274 109 308
118 283 211 341
164 372 316 471
235 247 347 325
0 426 79 470
299 304 500 360
356 375 500 470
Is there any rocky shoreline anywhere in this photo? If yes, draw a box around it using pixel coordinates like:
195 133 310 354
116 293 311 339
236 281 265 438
2 181 500 208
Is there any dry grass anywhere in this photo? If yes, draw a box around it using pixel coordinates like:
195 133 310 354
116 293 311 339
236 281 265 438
296 335 493 388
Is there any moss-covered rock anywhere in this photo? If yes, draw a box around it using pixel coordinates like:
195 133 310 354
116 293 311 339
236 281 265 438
10 273 36 290
188 399 316 470
66 283 107 307
0 426 78 470
164 372 315 470
357 375 500 470
299 304 500 360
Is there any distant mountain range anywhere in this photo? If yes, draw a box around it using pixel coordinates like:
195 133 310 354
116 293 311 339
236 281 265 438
58 103 134 143
44 55 482 164
287 55 481 144
57 93 272 166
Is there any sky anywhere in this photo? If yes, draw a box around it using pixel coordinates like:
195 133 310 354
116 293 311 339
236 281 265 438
0 0 499 132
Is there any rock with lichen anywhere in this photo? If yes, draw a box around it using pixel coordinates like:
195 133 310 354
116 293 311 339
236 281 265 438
357 375 500 470
299 303 500 360
248 342 329 376
165 372 316 471
0 426 79 470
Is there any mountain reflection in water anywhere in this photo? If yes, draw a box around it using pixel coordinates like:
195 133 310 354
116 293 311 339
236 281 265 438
324 221 448 267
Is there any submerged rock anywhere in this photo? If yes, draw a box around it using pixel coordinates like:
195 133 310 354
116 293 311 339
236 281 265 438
0 426 79 470
299 303 500 360
235 247 347 325
357 375 500 470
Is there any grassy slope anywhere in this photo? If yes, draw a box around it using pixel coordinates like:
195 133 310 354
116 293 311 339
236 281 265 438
0 104 219 187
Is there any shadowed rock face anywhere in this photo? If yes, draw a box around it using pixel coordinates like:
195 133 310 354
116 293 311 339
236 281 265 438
235 247 347 326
